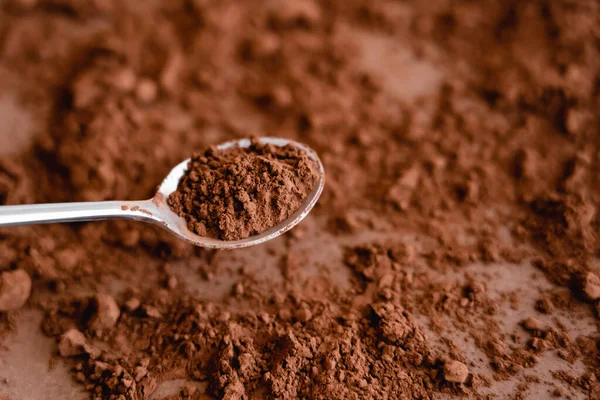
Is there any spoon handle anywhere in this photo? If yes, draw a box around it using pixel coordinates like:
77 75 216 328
0 200 157 227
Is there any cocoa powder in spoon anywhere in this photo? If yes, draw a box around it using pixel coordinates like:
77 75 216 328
167 138 319 240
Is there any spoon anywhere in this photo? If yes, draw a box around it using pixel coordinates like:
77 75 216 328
0 137 325 249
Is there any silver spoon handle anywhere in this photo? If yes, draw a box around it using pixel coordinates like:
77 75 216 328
0 200 158 227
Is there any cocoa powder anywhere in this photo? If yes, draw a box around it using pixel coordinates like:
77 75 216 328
167 139 318 240
0 0 598 399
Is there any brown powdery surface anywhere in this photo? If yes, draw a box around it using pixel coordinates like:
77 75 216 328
167 139 318 241
0 0 599 399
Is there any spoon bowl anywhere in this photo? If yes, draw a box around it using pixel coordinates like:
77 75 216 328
150 137 325 249
0 137 325 249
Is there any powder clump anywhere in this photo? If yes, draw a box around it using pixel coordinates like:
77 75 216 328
443 360 469 384
0 269 31 311
167 138 319 241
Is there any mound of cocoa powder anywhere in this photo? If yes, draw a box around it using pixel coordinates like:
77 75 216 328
167 139 318 241
0 0 599 399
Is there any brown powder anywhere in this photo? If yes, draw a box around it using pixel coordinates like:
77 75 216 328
0 0 599 399
167 138 318 240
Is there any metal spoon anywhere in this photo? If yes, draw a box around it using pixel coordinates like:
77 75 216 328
0 137 325 249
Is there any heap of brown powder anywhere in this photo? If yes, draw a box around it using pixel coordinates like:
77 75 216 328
167 139 319 240
0 0 599 399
